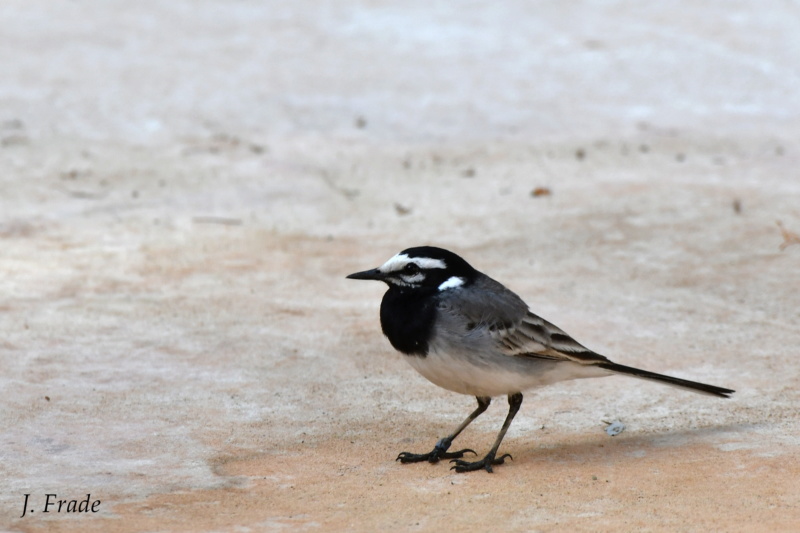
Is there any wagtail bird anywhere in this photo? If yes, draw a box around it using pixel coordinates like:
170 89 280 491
347 246 734 473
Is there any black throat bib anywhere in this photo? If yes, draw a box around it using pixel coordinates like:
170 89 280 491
379 286 438 357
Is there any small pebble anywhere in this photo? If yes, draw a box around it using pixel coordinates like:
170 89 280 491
604 420 625 437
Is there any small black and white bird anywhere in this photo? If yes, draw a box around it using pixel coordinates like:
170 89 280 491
347 246 734 473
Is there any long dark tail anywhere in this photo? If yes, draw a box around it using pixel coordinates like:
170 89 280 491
597 362 734 398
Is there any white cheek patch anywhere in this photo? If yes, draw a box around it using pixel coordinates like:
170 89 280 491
401 273 425 284
438 276 464 291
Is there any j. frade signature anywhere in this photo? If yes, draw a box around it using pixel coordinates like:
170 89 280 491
20 494 101 518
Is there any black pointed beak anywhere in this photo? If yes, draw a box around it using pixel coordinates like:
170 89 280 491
346 267 385 281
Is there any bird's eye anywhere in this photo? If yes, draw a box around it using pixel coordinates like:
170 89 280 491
404 263 420 274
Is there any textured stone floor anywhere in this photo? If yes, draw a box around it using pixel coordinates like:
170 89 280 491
2 2 799 531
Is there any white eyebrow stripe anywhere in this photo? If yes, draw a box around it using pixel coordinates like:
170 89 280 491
414 257 447 270
379 253 410 273
379 253 446 273
438 276 464 291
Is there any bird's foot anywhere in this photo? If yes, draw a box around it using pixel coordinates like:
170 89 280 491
396 449 476 464
396 437 476 464
450 452 512 473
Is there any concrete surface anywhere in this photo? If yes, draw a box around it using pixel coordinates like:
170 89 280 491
2 1 799 531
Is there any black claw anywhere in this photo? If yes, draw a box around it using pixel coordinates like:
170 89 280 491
396 451 429 463
396 447 477 464
449 452 512 473
442 448 477 459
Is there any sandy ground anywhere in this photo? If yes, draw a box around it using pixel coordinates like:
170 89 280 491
2 1 800 532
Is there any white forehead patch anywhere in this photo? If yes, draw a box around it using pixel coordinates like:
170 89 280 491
379 253 446 273
438 276 464 291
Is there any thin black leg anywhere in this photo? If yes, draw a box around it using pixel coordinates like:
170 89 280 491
396 396 491 464
451 392 523 473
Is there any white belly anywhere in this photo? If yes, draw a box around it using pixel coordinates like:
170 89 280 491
404 345 609 397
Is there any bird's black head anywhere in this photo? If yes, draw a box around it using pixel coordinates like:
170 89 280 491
346 246 478 291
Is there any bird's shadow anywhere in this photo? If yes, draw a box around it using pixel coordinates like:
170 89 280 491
505 422 754 468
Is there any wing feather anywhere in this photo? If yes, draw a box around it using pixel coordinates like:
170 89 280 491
435 273 609 365
511 313 609 364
